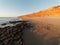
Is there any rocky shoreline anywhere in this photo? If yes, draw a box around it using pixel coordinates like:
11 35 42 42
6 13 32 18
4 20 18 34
0 18 34 45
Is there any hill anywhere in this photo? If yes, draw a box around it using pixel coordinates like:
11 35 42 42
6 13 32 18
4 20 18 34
19 5 60 18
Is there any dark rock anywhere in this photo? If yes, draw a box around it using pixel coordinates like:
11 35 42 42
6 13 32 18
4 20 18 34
1 23 7 25
0 18 34 45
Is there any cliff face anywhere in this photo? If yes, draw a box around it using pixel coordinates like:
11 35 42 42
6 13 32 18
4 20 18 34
18 6 60 45
19 6 60 19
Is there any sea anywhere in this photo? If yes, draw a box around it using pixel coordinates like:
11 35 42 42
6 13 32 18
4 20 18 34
0 17 22 28
0 17 22 24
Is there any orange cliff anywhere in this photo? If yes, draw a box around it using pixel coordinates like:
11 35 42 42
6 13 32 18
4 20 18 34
18 5 60 40
18 5 60 18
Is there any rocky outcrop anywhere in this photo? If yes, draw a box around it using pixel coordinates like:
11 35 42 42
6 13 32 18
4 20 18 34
0 18 34 45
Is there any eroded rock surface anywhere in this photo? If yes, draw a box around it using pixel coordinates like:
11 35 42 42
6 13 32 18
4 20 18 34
0 17 34 45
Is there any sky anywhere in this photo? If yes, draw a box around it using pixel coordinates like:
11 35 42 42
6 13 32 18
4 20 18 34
0 0 60 17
